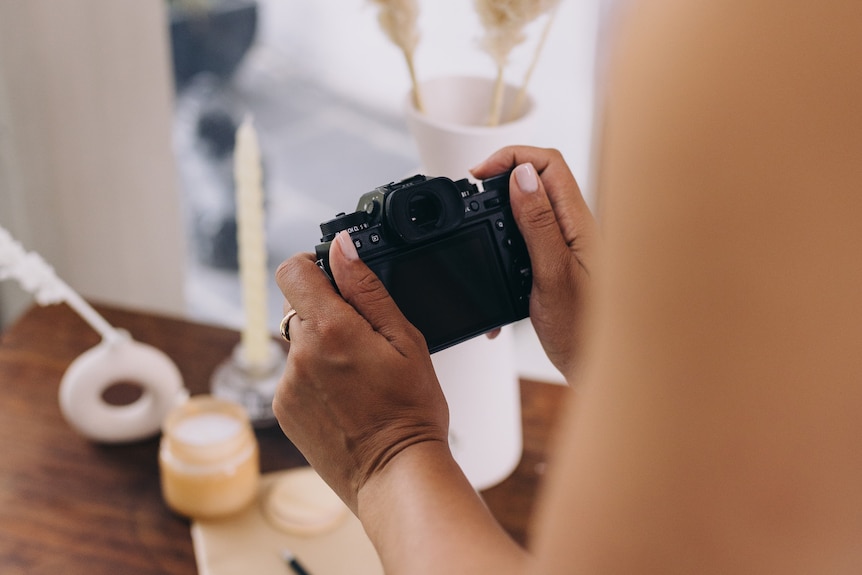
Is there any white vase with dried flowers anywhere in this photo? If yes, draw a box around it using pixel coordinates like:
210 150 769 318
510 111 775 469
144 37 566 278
369 0 560 490
372 0 559 177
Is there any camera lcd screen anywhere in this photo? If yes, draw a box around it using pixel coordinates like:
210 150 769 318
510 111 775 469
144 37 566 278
368 225 515 353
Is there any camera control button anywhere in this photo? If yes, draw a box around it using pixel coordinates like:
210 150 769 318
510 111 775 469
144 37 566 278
495 219 505 231
469 200 480 212
353 239 363 250
363 198 381 217
369 232 381 244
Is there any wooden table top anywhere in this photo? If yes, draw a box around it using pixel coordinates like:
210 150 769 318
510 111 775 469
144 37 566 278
0 303 568 574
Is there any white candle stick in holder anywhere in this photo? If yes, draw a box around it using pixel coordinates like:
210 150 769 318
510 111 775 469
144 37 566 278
209 115 286 427
0 225 189 443
234 115 271 369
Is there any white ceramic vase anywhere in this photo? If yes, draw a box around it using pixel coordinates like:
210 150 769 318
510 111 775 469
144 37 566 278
405 75 537 180
404 75 537 490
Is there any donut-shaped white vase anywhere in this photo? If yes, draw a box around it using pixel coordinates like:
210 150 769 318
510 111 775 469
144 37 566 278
59 333 189 443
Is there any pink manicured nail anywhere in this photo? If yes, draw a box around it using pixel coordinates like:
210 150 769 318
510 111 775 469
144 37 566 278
514 163 538 193
336 231 359 261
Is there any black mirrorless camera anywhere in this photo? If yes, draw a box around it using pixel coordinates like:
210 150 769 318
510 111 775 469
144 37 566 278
315 171 532 353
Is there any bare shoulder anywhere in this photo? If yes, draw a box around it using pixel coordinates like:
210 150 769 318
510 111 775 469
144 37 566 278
598 0 862 322
530 1 862 573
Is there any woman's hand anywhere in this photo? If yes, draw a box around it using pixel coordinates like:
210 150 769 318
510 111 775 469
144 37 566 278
472 146 597 382
273 231 450 513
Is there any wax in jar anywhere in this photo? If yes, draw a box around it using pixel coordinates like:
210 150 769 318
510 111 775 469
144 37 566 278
159 395 259 519
173 413 242 446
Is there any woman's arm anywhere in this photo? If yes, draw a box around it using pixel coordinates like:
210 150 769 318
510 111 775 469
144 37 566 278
358 441 527 574
529 1 862 572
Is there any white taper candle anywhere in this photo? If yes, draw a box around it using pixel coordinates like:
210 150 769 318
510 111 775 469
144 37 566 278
233 115 271 368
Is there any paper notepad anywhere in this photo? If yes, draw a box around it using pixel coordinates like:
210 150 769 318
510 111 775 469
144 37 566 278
191 469 384 575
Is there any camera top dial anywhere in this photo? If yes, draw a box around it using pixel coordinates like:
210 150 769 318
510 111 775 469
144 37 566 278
319 210 369 242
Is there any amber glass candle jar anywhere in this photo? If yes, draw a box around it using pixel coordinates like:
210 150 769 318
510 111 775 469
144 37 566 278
159 395 260 519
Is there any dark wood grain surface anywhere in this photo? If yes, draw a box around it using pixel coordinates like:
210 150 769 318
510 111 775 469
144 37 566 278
0 303 568 574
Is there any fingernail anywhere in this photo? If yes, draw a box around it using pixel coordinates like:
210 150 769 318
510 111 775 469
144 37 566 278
336 231 359 261
514 163 538 193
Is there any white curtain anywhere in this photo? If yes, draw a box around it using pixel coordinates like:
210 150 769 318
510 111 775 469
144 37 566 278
0 0 187 328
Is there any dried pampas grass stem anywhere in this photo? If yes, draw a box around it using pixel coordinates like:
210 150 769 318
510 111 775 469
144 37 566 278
509 2 560 121
475 0 561 125
370 0 424 112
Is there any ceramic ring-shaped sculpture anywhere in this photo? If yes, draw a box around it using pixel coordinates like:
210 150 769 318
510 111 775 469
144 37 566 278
59 332 189 443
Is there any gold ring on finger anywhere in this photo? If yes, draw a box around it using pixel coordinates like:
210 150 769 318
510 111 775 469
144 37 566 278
279 309 299 342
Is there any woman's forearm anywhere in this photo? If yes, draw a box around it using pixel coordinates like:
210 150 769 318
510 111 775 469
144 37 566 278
357 440 529 575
